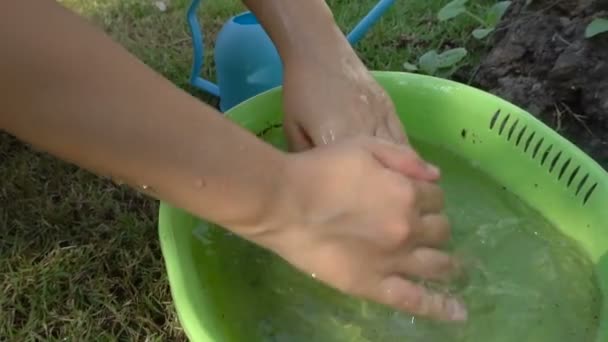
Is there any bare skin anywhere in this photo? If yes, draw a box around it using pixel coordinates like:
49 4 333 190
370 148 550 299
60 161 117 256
243 0 409 150
0 0 466 321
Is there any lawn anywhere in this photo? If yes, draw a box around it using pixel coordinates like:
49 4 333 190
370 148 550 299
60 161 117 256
1 0 493 340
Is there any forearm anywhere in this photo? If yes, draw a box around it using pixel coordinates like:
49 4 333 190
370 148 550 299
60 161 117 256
0 0 286 232
242 0 357 68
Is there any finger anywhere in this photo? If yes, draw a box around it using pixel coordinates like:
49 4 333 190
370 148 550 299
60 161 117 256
303 119 354 147
284 121 314 152
411 180 445 214
378 275 468 321
413 214 451 247
383 114 409 145
374 120 406 145
392 247 461 282
365 139 441 181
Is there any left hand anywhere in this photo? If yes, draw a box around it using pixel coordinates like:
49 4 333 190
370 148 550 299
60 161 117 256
282 51 408 151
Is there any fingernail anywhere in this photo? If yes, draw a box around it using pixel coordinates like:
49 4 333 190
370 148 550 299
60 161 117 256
426 163 441 177
448 299 468 321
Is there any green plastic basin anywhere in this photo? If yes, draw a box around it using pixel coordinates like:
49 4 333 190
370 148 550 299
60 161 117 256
158 71 608 341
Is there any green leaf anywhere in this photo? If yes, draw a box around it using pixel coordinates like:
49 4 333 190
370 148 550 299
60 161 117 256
472 27 494 39
436 47 468 68
486 1 512 27
402 62 419 71
418 48 468 75
437 0 468 21
585 18 608 38
418 50 440 74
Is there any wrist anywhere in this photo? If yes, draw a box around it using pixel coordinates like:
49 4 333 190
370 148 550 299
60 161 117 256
236 153 309 249
245 0 352 68
218 147 292 238
280 21 355 70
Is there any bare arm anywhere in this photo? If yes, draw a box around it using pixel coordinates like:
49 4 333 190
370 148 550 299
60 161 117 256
242 0 409 150
241 0 353 68
0 0 285 231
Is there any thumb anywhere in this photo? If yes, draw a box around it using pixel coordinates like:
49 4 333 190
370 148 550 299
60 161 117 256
284 121 314 152
365 138 441 181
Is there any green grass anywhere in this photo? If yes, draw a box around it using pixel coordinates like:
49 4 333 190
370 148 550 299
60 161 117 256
1 0 493 339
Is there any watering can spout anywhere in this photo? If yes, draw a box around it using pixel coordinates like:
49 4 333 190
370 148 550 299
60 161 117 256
347 0 396 45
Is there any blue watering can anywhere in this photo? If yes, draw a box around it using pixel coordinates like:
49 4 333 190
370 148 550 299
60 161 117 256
187 0 396 112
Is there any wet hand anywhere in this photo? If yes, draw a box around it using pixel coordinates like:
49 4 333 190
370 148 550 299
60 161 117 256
249 137 467 321
282 53 408 151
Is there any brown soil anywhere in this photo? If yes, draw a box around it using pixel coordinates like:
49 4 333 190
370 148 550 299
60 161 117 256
471 0 608 169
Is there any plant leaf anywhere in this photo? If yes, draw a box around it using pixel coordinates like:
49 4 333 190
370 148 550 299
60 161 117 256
472 27 494 39
418 50 440 74
486 1 512 27
437 0 468 21
435 66 460 79
436 47 468 68
585 18 608 38
402 62 419 71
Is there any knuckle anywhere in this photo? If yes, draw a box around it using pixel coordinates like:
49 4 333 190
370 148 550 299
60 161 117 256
414 249 455 274
394 223 412 245
379 277 424 312
400 291 425 315
440 257 459 275
435 215 451 241
381 221 411 248
397 180 417 207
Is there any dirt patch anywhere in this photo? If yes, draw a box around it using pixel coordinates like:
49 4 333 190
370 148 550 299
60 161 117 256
471 0 608 169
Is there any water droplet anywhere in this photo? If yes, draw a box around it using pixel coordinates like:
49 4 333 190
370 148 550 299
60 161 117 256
140 184 155 194
311 273 316 279
411 316 416 324
321 129 336 145
195 179 206 188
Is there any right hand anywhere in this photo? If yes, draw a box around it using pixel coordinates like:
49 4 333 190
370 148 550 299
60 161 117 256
248 136 467 322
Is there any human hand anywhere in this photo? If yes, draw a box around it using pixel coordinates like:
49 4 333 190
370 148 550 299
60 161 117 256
282 51 407 152
247 137 467 321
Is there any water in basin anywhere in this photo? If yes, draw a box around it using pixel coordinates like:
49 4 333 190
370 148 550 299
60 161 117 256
190 130 601 342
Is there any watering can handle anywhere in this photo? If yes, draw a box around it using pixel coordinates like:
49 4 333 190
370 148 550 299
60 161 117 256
187 0 220 97
347 0 396 45
186 0 395 95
